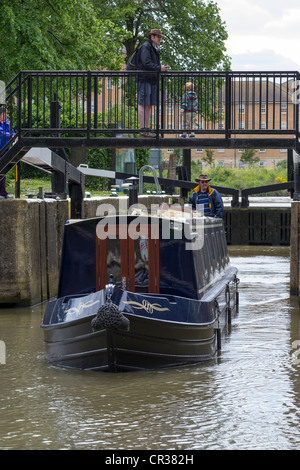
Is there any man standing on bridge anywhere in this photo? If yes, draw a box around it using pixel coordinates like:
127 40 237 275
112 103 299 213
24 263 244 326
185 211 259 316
189 174 223 218
136 28 169 137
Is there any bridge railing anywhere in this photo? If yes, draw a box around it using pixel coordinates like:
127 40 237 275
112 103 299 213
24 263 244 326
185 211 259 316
2 70 300 144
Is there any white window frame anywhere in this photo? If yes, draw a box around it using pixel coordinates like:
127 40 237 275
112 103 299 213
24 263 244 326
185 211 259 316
107 78 113 90
281 102 287 113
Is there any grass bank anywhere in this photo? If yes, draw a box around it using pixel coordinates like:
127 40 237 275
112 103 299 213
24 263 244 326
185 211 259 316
193 165 289 196
5 165 290 198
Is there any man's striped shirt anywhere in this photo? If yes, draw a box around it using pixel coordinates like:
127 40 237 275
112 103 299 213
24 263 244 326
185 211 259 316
196 191 210 215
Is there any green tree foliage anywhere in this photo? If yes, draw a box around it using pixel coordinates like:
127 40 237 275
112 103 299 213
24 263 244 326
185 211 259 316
92 0 231 70
0 0 128 83
85 148 113 190
201 149 215 167
190 162 289 195
240 149 260 166
135 148 150 172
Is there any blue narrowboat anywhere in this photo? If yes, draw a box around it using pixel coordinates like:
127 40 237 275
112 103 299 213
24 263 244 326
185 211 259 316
41 209 239 371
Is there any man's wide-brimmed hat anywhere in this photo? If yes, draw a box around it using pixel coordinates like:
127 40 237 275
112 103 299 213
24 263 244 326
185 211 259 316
195 174 211 183
146 28 163 37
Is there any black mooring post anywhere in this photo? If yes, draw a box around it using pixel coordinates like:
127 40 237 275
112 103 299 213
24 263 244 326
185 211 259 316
126 176 139 207
69 182 84 219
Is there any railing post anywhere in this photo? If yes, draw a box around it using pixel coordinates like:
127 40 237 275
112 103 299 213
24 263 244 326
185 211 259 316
27 74 32 130
159 71 164 138
50 93 61 130
225 72 231 144
17 72 22 139
295 71 300 144
87 71 91 143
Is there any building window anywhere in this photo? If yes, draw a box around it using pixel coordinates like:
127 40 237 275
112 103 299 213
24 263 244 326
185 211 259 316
259 161 266 167
260 122 266 129
238 104 245 114
218 148 224 153
107 78 113 89
167 104 173 115
196 149 203 153
281 102 287 113
167 149 173 153
218 161 224 167
259 149 266 153
281 121 287 130
239 121 245 129
261 103 266 114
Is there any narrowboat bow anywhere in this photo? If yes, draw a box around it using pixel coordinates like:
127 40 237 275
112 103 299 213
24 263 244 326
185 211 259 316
41 207 239 371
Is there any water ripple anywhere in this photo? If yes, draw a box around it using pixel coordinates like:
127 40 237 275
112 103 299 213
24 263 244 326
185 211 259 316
1 250 300 450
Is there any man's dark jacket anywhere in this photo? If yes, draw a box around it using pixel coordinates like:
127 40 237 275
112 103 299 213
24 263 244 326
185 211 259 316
189 184 224 218
137 38 161 82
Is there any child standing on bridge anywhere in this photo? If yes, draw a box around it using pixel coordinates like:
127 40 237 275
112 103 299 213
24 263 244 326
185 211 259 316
180 82 198 138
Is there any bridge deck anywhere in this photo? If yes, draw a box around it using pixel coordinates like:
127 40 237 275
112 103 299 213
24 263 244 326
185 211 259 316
0 70 299 206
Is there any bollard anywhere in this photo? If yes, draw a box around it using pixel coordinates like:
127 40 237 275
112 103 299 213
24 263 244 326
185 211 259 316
126 176 139 207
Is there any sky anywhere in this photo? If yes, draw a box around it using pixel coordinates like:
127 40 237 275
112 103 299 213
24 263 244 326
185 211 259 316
216 0 300 71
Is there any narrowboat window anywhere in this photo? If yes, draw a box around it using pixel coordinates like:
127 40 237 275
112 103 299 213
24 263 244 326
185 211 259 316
134 237 149 293
193 244 207 291
216 229 225 270
203 234 212 281
210 230 218 275
106 238 121 286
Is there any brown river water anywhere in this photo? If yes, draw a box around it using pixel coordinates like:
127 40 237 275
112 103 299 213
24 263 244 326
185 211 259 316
0 246 300 451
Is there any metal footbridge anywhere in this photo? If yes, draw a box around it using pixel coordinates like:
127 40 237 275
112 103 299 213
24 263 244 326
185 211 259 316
1 70 299 215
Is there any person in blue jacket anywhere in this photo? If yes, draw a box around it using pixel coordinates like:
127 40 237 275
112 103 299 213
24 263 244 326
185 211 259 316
0 105 15 199
189 174 223 218
136 28 169 137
